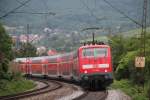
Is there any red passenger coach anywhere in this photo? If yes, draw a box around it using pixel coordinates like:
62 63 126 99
15 42 113 89
16 58 32 75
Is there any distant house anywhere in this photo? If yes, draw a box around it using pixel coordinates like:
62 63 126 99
47 49 57 56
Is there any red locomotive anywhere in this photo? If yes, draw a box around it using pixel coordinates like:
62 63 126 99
15 42 113 89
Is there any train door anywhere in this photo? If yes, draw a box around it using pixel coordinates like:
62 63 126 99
31 64 43 75
20 64 26 74
41 59 48 76
25 59 32 75
57 57 61 77
72 51 79 81
70 53 74 79
61 54 71 79
47 57 58 78
25 64 31 75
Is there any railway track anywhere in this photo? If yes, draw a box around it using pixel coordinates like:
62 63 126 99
0 76 108 100
74 90 108 100
0 77 62 100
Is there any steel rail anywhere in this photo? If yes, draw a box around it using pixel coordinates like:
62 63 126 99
0 77 62 100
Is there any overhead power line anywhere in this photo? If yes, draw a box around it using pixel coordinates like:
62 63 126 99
0 0 32 19
43 0 49 27
103 0 142 27
12 11 56 15
80 0 100 21
81 27 102 31
15 0 37 12
15 0 55 15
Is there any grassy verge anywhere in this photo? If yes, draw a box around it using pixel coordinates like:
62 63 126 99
0 79 35 96
110 79 149 100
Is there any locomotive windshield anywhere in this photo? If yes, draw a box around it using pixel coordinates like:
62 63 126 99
82 48 107 57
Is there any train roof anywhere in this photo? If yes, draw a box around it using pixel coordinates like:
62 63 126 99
14 52 74 63
79 44 110 49
14 58 26 62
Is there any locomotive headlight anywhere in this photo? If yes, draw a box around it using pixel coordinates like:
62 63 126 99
98 64 109 68
82 64 93 69
84 70 87 73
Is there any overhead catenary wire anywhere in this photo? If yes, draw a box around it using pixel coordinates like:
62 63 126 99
79 0 100 21
0 0 32 19
15 0 36 12
103 0 142 27
0 0 55 17
14 0 55 15
11 11 55 15
81 27 102 31
42 0 49 27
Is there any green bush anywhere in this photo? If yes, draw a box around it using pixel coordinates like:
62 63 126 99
132 94 148 100
11 72 22 81
0 79 7 90
109 32 150 98
144 81 150 98
115 51 137 80
111 80 149 100
0 79 35 96
0 23 13 80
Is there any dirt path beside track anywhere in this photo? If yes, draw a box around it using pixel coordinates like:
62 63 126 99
105 89 131 100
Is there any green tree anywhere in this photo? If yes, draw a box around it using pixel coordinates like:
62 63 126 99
109 34 147 81
108 35 126 70
0 23 13 79
109 32 150 98
14 42 37 58
115 51 137 80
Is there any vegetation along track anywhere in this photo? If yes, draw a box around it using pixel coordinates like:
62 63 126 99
74 89 108 100
0 77 62 100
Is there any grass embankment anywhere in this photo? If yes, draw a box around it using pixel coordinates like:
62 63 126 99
0 79 35 96
111 80 149 100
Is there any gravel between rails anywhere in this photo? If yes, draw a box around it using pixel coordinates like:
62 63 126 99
74 90 108 100
73 88 132 100
57 84 84 100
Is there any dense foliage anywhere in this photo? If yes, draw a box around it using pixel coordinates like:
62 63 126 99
0 79 35 96
0 23 13 80
109 32 150 99
111 80 149 100
0 24 36 96
13 42 37 58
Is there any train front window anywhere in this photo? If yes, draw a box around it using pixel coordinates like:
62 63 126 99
82 48 107 57
82 48 93 57
94 48 107 57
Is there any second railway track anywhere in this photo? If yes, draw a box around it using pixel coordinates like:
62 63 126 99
0 77 62 100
